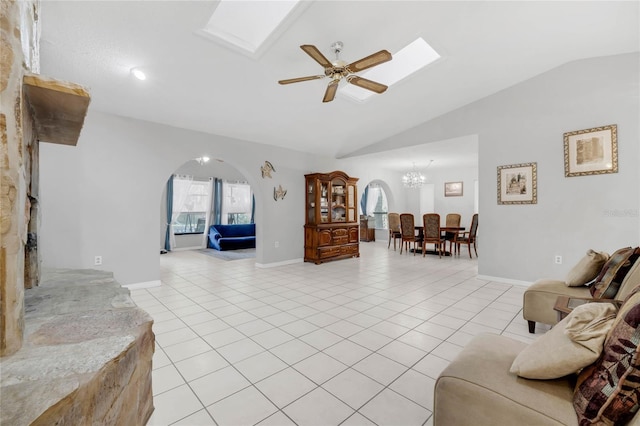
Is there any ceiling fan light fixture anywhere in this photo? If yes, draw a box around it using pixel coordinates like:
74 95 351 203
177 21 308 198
278 42 391 103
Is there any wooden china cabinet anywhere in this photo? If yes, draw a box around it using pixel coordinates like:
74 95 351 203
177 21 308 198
304 171 359 264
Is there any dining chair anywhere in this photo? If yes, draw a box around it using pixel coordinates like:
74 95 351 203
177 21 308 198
387 213 402 250
422 213 445 258
457 213 479 258
399 213 421 255
443 213 461 255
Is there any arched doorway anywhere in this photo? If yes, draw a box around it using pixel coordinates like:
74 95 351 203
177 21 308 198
360 180 391 238
160 157 255 253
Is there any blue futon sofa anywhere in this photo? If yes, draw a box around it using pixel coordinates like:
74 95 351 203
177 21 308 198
207 224 256 251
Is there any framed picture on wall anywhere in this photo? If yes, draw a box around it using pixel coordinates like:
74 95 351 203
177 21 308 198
563 124 617 177
497 162 537 205
444 181 463 197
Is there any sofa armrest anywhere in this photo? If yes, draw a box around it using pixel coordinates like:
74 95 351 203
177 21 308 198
208 227 222 241
554 296 622 322
523 279 592 327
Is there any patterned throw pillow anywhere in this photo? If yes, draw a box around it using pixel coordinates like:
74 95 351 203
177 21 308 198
573 288 640 424
589 247 640 299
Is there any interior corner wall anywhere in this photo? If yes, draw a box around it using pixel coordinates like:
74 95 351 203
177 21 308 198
39 111 334 285
350 53 639 282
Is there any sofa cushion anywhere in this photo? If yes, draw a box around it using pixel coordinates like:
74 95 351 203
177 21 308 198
565 249 609 287
574 287 640 424
435 334 578 426
616 258 640 301
510 302 617 379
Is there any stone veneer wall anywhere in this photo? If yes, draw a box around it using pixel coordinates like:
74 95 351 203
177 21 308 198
0 269 155 425
1 3 154 423
1 0 40 356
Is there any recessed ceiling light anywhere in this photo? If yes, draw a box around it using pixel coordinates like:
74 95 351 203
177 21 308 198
340 37 441 102
131 68 146 81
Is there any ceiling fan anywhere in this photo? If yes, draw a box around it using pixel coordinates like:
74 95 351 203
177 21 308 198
278 41 392 103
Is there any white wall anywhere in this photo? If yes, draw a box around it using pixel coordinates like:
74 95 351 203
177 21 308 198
419 184 435 218
40 111 335 285
39 53 639 285
433 166 479 229
340 53 640 282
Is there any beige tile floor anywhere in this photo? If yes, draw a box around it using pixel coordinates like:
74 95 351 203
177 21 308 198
135 241 546 426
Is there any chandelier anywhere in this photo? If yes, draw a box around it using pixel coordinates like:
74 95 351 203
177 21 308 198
402 161 432 188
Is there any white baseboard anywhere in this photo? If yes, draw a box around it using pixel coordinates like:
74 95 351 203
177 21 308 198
171 246 204 252
477 275 532 287
256 258 304 268
123 280 162 290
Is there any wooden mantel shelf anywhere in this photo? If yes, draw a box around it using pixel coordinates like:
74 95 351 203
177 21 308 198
23 74 91 146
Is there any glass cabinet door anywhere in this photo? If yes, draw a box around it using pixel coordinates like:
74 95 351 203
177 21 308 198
331 178 346 222
320 181 329 223
347 184 356 222
307 178 316 224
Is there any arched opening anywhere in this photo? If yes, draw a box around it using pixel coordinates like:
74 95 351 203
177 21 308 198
160 157 256 255
360 179 391 234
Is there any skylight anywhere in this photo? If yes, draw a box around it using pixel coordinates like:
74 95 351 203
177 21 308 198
340 37 441 102
201 0 302 55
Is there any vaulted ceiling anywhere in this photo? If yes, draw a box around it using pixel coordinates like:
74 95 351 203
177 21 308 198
39 1 639 170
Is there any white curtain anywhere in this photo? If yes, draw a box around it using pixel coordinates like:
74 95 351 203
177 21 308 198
170 175 211 249
366 187 388 215
169 175 193 249
221 181 251 224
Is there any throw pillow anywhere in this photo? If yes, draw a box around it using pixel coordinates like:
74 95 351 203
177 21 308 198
510 302 617 380
574 289 640 424
589 247 640 299
565 249 610 287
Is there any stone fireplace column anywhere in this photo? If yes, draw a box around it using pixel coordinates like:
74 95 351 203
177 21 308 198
1 0 40 356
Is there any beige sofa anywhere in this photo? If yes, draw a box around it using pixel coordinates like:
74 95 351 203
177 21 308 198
434 331 640 425
523 251 640 333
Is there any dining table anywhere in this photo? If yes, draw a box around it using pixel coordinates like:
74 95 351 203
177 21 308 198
413 225 466 256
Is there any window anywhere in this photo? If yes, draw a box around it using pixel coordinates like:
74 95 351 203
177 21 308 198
365 185 389 230
172 176 211 235
222 182 252 225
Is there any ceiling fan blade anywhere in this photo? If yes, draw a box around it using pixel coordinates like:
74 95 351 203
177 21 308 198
322 80 339 103
279 75 326 85
347 50 392 73
347 76 388 94
300 45 334 69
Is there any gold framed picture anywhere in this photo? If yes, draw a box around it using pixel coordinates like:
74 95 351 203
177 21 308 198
444 181 463 197
563 124 617 177
497 162 537 205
